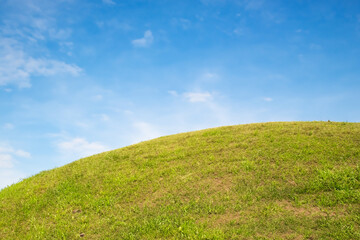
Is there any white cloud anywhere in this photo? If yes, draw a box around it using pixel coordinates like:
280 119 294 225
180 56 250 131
244 0 264 10
0 143 30 189
168 90 178 97
199 72 219 84
57 138 109 160
0 169 26 190
103 0 116 5
200 0 226 5
172 18 191 30
0 38 82 88
309 43 322 50
132 121 162 143
1 12 72 43
25 58 82 76
49 28 72 40
124 110 134 116
0 144 30 169
96 19 132 31
0 154 14 168
131 30 154 47
203 72 218 79
93 94 103 101
3 123 14 130
168 89 233 129
233 28 244 35
183 91 213 103
263 97 273 102
14 150 31 158
100 114 110 121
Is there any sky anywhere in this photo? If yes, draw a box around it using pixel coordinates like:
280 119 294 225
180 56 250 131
1 0 360 189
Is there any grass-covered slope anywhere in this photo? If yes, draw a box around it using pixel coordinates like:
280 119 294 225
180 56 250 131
1 122 360 239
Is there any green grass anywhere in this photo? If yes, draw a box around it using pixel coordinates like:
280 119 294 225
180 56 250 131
1 121 360 239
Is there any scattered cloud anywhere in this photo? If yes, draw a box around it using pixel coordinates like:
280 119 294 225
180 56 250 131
102 0 116 5
309 43 322 50
200 72 219 83
0 154 14 168
1 11 73 43
183 91 213 103
96 19 132 31
168 90 178 97
200 0 227 6
233 28 244 36
59 41 74 56
57 138 109 161
100 114 110 121
49 28 72 40
26 58 82 76
14 150 31 158
238 0 283 24
170 89 233 127
263 97 273 102
132 121 162 143
172 18 191 30
0 38 82 88
0 144 31 169
0 169 26 190
93 94 103 101
244 0 264 10
124 110 134 116
3 123 15 130
203 72 218 79
131 30 154 48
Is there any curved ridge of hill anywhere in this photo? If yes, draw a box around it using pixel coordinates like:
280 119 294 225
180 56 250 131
1 122 360 239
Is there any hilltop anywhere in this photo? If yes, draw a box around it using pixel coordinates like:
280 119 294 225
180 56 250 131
1 122 360 239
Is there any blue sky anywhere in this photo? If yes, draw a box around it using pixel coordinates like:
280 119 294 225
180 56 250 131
1 0 360 189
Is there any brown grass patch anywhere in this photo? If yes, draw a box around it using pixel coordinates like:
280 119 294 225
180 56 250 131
277 200 335 217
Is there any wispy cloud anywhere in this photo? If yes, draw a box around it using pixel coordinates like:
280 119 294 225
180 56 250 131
132 121 162 143
263 97 273 102
1 12 72 43
233 28 244 36
202 72 218 80
0 144 31 169
48 28 72 40
99 114 110 121
0 38 82 88
183 91 213 103
3 123 15 130
57 138 109 161
238 0 283 23
172 18 191 30
168 90 178 97
131 30 154 47
168 89 234 128
244 0 264 10
0 169 26 190
0 143 30 189
0 154 14 169
102 0 116 5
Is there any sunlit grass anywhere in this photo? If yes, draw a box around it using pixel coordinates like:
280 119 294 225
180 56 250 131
1 121 360 239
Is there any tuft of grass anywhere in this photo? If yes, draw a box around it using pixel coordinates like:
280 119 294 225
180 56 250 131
1 121 360 239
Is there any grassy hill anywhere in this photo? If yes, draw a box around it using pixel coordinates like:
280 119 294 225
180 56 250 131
1 121 360 239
